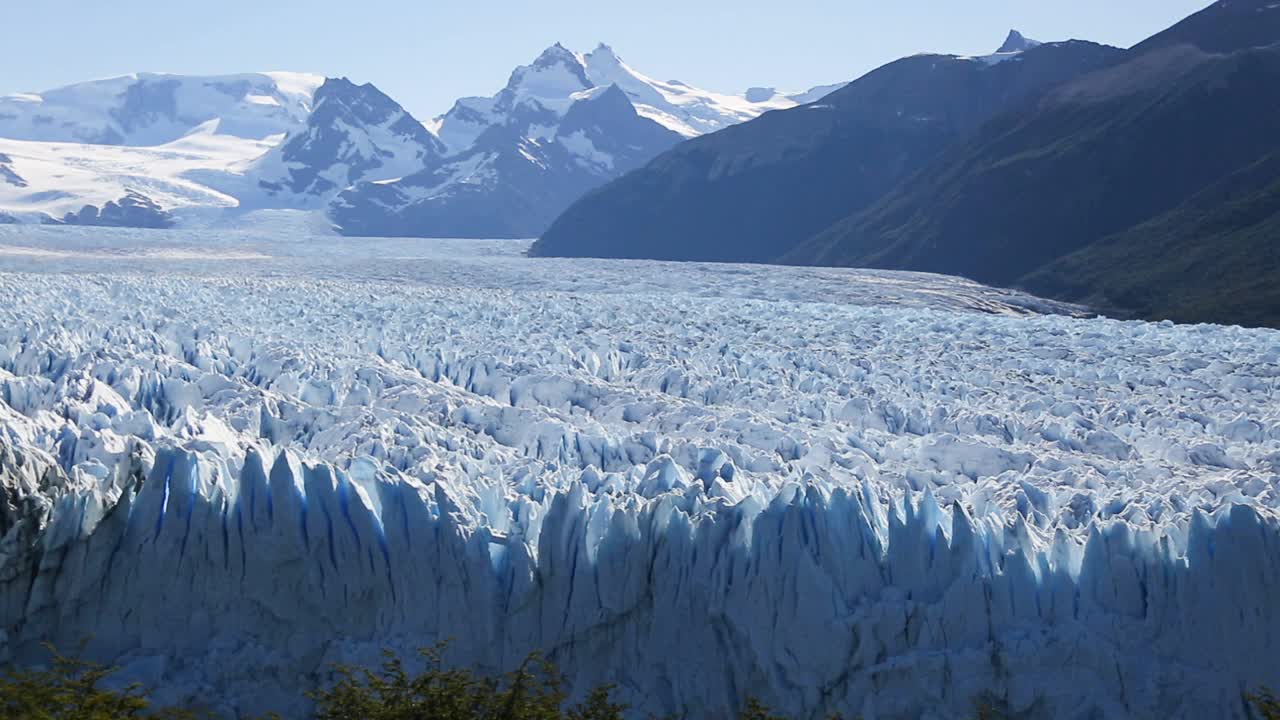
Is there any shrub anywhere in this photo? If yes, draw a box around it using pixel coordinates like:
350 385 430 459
7 643 1274 720
0 643 195 719
309 644 626 720
1251 689 1280 720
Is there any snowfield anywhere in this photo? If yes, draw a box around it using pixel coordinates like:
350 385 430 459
0 226 1277 719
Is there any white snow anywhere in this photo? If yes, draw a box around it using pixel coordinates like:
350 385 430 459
0 72 322 146
581 44 842 137
431 43 837 155
958 31 1046 66
959 51 1028 66
432 96 499 155
0 58 838 226
557 130 614 170
507 45 595 115
260 71 327 103
0 132 275 219
0 226 1276 718
0 72 337 221
247 108 435 208
368 151 500 205
783 82 847 105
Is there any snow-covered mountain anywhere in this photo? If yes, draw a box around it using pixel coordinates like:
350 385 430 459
751 82 848 106
333 43 841 238
532 33 1120 263
996 29 1043 53
0 132 276 225
0 72 326 226
246 78 446 208
0 51 840 233
331 82 686 238
429 43 834 155
0 72 322 146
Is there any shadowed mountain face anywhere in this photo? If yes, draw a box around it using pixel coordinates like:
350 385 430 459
253 77 445 202
0 154 25 188
57 190 175 229
1132 0 1280 54
796 45 1280 278
787 0 1280 327
534 0 1280 328
1023 151 1280 328
996 30 1042 54
530 39 1123 262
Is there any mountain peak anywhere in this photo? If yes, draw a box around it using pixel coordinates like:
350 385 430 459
502 44 592 105
586 43 624 70
997 30 1042 53
536 42 579 64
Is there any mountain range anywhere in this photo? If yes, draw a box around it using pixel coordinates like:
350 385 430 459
331 43 833 238
533 0 1280 328
3 1 1276 328
533 33 1123 264
0 46 839 236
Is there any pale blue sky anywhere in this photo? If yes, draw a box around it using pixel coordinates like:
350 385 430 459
3 0 1208 120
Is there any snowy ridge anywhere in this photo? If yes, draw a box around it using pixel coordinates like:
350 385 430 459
0 72 323 146
0 71 333 223
432 43 842 155
581 44 812 137
0 133 274 221
0 53 834 233
329 42 844 238
959 30 1047 66
996 30 1043 54
247 78 445 207
0 230 1277 718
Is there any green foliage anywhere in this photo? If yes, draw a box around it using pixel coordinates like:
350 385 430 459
1024 150 1280 329
1250 689 1280 720
566 686 628 720
738 697 790 720
0 643 194 720
309 644 626 720
6 643 1274 720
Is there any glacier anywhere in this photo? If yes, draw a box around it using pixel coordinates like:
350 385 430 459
0 227 1277 719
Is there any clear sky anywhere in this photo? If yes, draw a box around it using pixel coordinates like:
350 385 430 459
2 0 1209 120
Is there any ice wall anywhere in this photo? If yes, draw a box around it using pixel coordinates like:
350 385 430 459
2 444 1277 719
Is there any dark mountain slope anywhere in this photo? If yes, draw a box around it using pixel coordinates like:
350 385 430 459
1024 150 1280 327
531 40 1123 261
1132 0 1280 54
793 43 1280 287
784 0 1280 328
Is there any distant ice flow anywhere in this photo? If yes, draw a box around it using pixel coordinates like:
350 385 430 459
0 227 1277 719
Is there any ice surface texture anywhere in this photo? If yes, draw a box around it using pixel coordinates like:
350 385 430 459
0 228 1277 719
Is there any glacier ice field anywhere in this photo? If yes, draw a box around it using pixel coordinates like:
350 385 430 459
0 225 1277 718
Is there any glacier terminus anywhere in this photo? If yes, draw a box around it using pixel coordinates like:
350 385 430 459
0 227 1277 718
